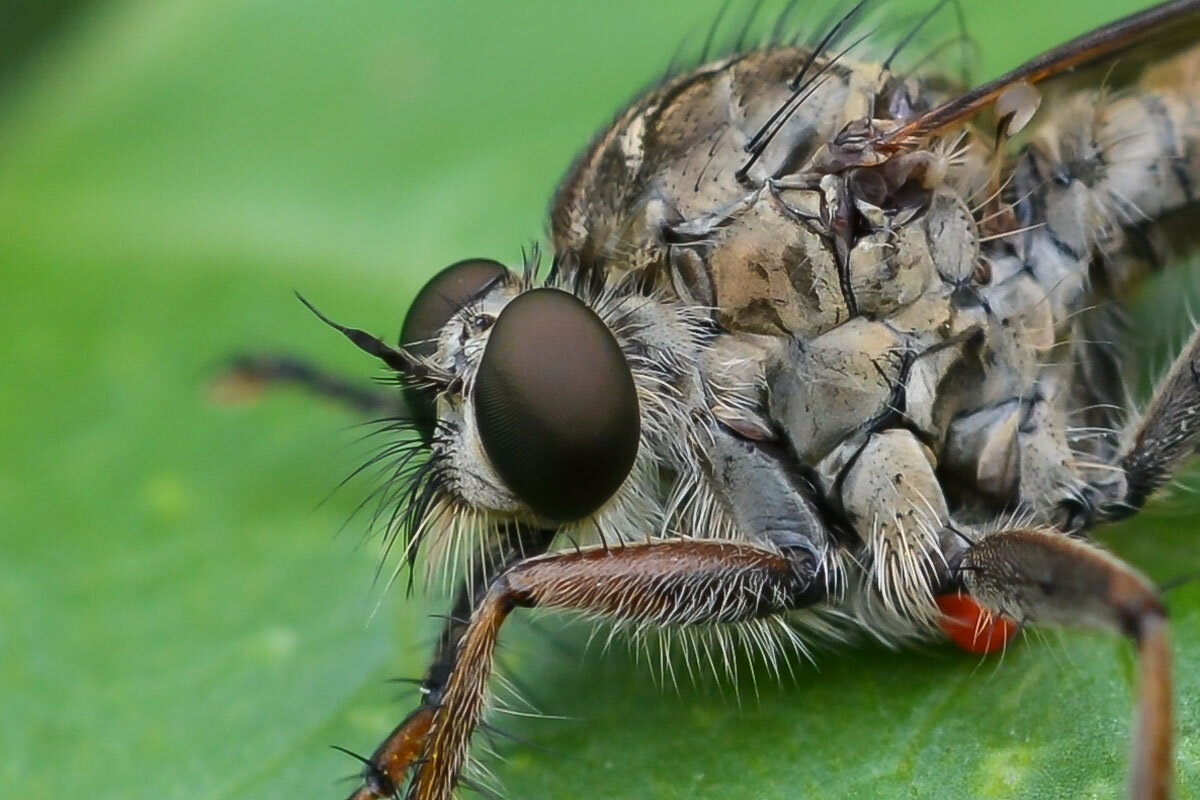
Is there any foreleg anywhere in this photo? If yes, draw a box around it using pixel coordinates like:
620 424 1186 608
352 539 825 800
212 353 394 413
343 524 556 800
960 528 1171 800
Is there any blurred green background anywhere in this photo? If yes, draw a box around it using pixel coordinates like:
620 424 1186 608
2 0 1197 797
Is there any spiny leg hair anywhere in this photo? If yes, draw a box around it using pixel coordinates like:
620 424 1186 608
348 539 825 800
342 524 557 800
1115 323 1200 514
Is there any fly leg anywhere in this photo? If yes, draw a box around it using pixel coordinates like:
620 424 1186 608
958 528 1172 800
1069 322 1200 526
354 538 826 800
1115 323 1200 514
342 524 557 800
837 428 954 624
343 426 834 799
212 353 395 413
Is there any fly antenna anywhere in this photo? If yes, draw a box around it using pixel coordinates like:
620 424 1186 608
295 291 445 385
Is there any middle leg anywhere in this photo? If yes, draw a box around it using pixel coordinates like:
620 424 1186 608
1071 321 1200 526
1115 323 1200 514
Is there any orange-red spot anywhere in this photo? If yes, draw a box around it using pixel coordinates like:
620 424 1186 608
936 593 1019 654
207 370 267 406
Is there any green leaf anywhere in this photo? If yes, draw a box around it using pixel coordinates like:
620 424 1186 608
1 1 1195 798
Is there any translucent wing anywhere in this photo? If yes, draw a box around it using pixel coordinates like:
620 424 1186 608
879 0 1200 147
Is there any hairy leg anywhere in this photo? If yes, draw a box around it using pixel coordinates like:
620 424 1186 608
343 524 557 800
349 538 825 800
960 528 1171 800
213 353 395 413
1118 323 1200 512
1066 320 1200 527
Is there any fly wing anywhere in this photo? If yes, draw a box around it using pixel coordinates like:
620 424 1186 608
879 0 1200 146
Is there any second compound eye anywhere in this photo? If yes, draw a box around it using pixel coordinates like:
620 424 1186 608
401 258 508 438
401 259 508 354
473 288 640 523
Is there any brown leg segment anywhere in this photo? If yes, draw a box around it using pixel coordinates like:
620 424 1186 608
1134 616 1173 800
352 539 823 800
343 524 557 800
961 529 1172 800
212 353 395 413
344 707 435 800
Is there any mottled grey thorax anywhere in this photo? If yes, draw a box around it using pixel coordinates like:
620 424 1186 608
549 47 1091 529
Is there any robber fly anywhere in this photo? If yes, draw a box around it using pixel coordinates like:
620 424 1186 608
222 0 1200 797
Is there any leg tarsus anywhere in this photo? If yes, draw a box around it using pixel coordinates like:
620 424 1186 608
343 525 556 800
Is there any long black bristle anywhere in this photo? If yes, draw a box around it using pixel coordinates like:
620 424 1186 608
699 0 733 63
733 0 768 53
883 0 951 70
739 0 877 180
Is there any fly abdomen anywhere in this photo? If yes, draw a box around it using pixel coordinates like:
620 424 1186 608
997 43 1200 326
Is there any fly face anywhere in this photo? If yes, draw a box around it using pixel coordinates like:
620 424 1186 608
406 269 640 526
314 254 725 565
412 264 528 516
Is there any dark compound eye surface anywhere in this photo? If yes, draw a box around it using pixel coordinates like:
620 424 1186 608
401 258 508 353
400 258 507 437
474 288 640 522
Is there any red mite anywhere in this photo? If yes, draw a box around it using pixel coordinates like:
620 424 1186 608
936 593 1019 655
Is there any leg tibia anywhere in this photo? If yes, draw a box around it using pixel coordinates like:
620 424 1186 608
964 529 1162 633
406 540 823 800
1117 324 1200 512
961 528 1171 800
341 525 556 800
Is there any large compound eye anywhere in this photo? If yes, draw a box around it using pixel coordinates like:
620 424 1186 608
474 288 639 522
401 258 508 353
400 258 507 436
